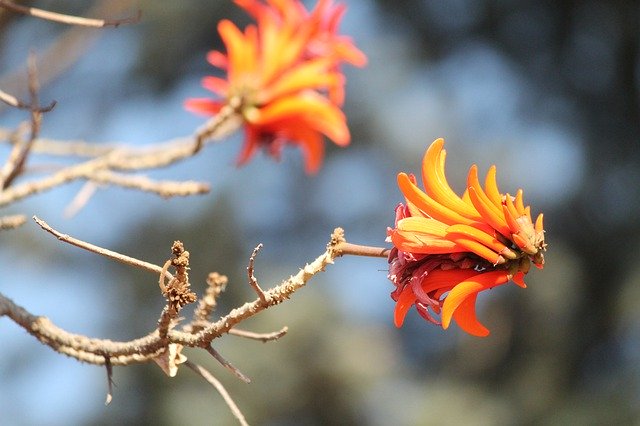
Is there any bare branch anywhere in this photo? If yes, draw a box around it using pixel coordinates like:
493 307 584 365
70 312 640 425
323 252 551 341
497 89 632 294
247 243 267 303
0 87 56 112
0 135 219 208
185 361 249 426
32 216 173 281
206 346 251 384
0 0 141 28
1 228 387 365
89 170 210 198
0 214 26 230
0 127 118 157
228 326 288 342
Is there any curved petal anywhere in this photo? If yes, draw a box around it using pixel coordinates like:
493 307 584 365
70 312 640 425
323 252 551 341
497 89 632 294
452 293 490 337
394 285 417 327
422 138 479 219
467 165 511 237
483 165 502 208
441 270 510 330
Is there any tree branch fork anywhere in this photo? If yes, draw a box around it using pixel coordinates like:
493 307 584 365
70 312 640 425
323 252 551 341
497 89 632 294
0 219 389 368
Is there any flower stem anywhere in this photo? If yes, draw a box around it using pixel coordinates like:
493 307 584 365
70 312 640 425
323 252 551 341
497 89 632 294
333 242 390 258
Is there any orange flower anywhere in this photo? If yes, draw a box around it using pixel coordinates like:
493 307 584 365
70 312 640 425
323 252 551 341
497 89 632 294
185 0 365 174
387 138 546 336
235 0 367 104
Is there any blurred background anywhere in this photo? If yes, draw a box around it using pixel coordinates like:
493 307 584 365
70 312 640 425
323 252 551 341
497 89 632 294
1 0 639 424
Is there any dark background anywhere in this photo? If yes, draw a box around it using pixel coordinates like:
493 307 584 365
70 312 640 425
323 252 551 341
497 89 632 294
1 0 639 424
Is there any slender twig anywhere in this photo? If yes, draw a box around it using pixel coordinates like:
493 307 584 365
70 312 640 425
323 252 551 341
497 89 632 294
63 181 100 218
0 87 56 112
206 346 251 384
88 170 210 198
32 216 173 281
0 0 141 28
0 55 54 189
185 361 249 426
247 243 267 303
228 327 288 342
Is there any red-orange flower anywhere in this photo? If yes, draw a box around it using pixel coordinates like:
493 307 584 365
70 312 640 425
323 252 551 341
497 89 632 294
185 0 365 174
387 138 546 336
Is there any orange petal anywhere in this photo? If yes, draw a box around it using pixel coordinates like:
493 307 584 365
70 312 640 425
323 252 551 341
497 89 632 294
390 229 463 254
503 195 521 235
446 223 514 259
421 139 479 219
467 166 511 237
484 165 502 208
218 20 257 80
394 285 417 327
252 94 350 146
445 235 504 265
441 270 510 330
452 294 490 337
514 189 525 216
285 124 324 174
259 58 343 103
512 271 527 288
397 173 475 226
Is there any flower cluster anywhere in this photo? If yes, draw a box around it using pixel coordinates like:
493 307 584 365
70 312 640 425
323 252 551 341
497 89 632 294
387 138 546 336
185 0 366 173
